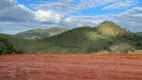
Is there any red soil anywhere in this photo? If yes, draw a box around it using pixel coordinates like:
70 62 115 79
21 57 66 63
0 54 142 80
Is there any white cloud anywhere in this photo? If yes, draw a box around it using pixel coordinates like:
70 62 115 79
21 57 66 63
0 0 34 21
31 0 118 14
103 0 136 10
110 7 142 23
64 7 142 32
65 16 108 27
34 10 64 24
0 0 142 34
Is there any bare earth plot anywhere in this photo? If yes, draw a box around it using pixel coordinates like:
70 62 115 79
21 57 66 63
0 54 142 80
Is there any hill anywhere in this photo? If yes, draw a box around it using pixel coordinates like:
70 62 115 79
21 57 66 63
41 21 140 53
15 27 68 39
43 26 107 48
97 21 126 36
41 25 112 53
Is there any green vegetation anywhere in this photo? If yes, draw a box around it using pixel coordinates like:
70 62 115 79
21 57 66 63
41 21 142 54
1 21 142 54
0 33 83 54
0 34 51 54
0 37 15 54
109 43 135 53
136 32 142 37
15 27 68 40
42 26 111 53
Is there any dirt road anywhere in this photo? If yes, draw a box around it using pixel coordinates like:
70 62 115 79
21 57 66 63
0 54 142 80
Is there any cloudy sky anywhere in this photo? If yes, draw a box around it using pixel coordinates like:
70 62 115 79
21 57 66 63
0 0 142 34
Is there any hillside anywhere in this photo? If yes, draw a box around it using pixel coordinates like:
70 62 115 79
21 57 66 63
0 33 80 54
136 32 142 37
41 21 140 53
42 26 112 53
43 26 107 47
0 33 51 53
15 27 68 39
43 21 125 46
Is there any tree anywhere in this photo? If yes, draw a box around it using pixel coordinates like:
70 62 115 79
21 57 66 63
0 37 15 54
86 39 112 53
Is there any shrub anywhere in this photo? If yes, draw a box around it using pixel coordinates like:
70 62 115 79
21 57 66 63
0 37 15 54
86 39 112 53
116 32 142 49
109 43 135 54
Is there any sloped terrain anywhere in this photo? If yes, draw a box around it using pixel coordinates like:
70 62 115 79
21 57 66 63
41 21 128 53
41 21 142 53
0 34 50 53
43 27 106 48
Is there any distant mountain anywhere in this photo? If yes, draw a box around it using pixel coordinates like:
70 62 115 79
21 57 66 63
15 27 68 40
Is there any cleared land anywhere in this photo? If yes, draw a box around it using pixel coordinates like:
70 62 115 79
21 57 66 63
0 54 142 80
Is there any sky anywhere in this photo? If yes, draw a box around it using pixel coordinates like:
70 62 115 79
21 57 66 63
0 0 142 34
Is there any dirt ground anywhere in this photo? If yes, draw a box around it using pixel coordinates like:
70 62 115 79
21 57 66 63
0 54 142 80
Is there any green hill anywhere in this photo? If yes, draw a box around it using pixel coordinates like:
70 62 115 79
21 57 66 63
43 26 106 47
43 21 126 48
15 27 68 40
42 26 112 53
41 21 139 53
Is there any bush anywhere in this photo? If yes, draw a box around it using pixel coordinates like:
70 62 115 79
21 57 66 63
86 39 112 53
116 32 142 49
15 48 25 54
109 43 135 54
0 37 15 54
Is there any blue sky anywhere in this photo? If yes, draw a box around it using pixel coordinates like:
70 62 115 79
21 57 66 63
0 0 142 34
17 0 140 15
